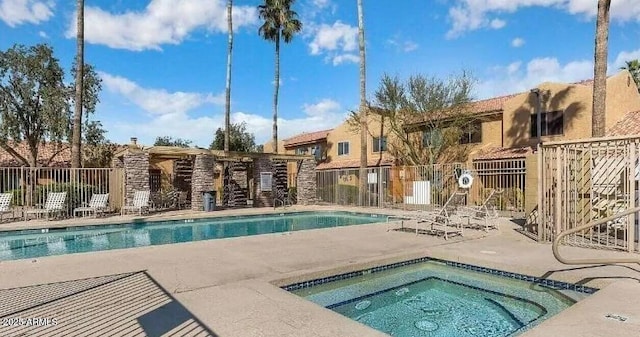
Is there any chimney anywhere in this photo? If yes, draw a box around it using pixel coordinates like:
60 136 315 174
130 137 138 146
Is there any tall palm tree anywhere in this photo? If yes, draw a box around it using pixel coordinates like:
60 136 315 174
357 0 368 206
620 59 640 93
224 0 233 152
71 0 84 167
258 0 302 154
591 0 611 137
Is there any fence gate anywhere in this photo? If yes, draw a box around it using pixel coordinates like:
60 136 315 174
538 136 640 252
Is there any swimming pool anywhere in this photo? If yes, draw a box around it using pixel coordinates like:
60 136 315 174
288 257 596 337
0 211 389 261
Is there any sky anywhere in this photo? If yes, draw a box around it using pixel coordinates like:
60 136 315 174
1 0 640 147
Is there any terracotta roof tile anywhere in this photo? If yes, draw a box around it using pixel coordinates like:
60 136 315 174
283 129 332 148
316 155 394 170
473 146 533 161
0 141 127 167
608 110 640 136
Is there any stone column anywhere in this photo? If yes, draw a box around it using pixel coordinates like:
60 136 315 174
123 152 150 205
191 154 215 211
297 159 317 205
253 158 274 207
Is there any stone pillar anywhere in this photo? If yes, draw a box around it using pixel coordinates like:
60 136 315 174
191 154 215 211
297 159 317 205
123 152 150 205
273 160 288 201
253 158 274 207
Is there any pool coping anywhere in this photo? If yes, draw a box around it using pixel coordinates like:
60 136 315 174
279 255 598 294
0 209 392 236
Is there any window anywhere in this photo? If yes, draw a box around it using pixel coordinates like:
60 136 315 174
311 146 323 160
295 147 308 155
372 136 387 152
337 141 350 156
422 129 443 147
149 169 161 192
530 111 563 137
460 123 482 144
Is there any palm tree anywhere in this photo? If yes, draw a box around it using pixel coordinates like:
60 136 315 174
591 0 611 137
224 0 233 152
620 59 640 93
71 0 84 167
357 0 368 206
258 0 302 153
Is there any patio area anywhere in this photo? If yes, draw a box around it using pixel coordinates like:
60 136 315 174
0 205 639 336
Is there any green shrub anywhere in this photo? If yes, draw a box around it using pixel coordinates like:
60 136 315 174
11 183 98 209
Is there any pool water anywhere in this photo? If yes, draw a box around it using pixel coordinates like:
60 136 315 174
0 211 388 261
292 260 591 337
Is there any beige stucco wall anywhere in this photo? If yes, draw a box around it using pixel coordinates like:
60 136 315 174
503 70 640 149
324 115 392 165
605 70 640 129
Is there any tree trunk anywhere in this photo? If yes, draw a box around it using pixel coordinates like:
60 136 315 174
357 0 368 206
71 0 84 168
224 0 233 153
272 33 280 154
591 0 611 137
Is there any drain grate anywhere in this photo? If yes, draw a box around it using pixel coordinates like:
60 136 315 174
605 314 628 322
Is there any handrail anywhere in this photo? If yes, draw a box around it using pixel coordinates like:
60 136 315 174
553 206 640 265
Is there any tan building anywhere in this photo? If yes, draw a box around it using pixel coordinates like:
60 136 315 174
404 70 640 161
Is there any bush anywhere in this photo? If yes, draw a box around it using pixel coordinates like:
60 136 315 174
10 183 99 209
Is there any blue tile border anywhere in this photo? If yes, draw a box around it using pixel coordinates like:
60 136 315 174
281 256 599 294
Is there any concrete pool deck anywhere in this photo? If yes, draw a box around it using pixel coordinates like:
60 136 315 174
0 205 638 336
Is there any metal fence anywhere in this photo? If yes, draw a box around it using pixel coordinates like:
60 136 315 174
315 160 526 212
0 167 125 219
535 136 640 252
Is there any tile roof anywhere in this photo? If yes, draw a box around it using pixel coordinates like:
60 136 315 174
0 141 127 167
405 93 520 127
0 141 71 167
283 129 332 148
315 155 395 170
607 110 640 136
472 146 534 161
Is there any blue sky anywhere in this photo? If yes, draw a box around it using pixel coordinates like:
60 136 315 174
1 0 640 147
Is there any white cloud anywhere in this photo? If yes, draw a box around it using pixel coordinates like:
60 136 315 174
446 0 640 38
38 30 47 38
476 57 593 99
66 0 258 51
312 0 332 9
331 54 359 65
613 49 640 69
489 18 506 29
387 37 419 52
511 37 525 48
101 74 346 146
308 21 359 65
0 0 54 27
99 72 224 115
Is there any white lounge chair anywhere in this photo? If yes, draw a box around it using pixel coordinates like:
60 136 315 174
24 192 67 221
121 190 150 215
458 189 504 231
73 193 110 218
0 193 14 221
395 191 467 240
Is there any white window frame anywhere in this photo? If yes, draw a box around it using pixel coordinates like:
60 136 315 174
260 172 273 192
372 136 387 153
337 141 350 156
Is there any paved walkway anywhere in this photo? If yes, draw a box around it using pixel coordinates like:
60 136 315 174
0 206 638 336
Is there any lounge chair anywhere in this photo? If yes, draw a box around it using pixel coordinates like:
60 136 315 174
458 189 504 231
0 193 14 221
73 193 110 218
24 192 67 221
393 191 467 239
121 190 150 215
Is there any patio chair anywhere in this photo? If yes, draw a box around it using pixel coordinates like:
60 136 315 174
392 191 467 240
274 188 291 209
121 190 150 216
458 189 504 231
73 193 110 218
24 192 67 221
0 193 14 221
